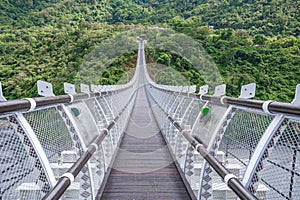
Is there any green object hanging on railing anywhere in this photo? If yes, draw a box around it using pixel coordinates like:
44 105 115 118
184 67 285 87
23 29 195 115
202 106 210 116
71 107 80 117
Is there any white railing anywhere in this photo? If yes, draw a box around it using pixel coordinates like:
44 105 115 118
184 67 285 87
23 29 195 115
144 81 300 200
139 36 300 200
0 77 138 200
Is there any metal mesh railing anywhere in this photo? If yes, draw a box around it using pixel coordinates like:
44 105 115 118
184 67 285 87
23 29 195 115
0 116 51 199
251 117 300 200
145 84 257 199
0 79 137 199
24 107 75 163
144 69 300 200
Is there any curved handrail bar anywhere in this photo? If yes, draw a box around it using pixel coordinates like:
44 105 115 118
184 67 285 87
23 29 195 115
42 89 137 200
0 93 99 114
151 85 300 117
146 86 258 200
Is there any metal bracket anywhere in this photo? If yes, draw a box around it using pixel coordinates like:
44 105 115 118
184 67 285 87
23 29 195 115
104 85 110 92
175 86 181 92
0 82 7 101
98 86 105 92
80 84 90 94
37 80 55 97
64 82 76 94
239 83 256 99
199 85 208 95
291 84 300 106
182 86 189 93
107 85 114 91
189 85 197 93
16 113 56 186
91 84 99 93
213 84 226 96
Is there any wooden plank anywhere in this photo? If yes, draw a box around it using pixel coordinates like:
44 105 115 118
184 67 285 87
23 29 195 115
98 87 192 200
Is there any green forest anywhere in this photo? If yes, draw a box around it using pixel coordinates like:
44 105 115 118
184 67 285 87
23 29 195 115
0 0 299 102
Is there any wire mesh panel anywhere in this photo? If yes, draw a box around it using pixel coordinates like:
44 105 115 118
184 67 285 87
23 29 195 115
160 91 171 107
219 110 274 174
175 98 193 121
253 117 300 200
180 99 204 129
146 90 166 130
192 104 226 147
85 98 109 130
0 116 51 199
89 146 106 196
198 109 274 200
110 92 122 117
66 99 117 198
99 96 115 123
81 97 111 194
167 95 184 114
171 98 193 167
175 133 189 168
102 93 121 148
23 106 93 200
64 102 98 147
196 107 236 200
161 92 175 110
182 103 227 197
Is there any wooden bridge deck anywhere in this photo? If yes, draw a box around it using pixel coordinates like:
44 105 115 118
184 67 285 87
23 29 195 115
98 87 192 200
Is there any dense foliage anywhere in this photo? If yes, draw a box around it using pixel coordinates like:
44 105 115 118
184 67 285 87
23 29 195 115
0 0 299 102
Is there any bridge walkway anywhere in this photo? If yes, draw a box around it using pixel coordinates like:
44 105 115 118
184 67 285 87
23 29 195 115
99 86 192 200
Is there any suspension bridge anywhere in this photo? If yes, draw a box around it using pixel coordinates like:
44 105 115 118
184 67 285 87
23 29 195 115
0 38 299 200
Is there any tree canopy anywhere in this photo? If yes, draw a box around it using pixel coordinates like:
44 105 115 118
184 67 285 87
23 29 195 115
0 0 299 102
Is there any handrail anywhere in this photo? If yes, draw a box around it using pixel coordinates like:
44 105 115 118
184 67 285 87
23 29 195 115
0 93 100 114
0 73 140 115
146 85 258 200
152 85 300 117
42 89 137 200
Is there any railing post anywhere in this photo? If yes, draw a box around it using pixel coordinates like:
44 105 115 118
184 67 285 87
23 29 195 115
16 113 57 186
242 84 300 195
58 104 96 199
241 114 286 190
38 80 95 199
1 88 55 197
0 82 7 101
197 106 236 199
13 114 56 197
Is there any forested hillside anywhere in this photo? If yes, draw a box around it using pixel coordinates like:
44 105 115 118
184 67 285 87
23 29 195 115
1 0 298 36
0 0 299 101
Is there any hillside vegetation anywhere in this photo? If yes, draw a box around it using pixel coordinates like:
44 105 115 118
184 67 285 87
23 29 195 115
0 0 299 102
